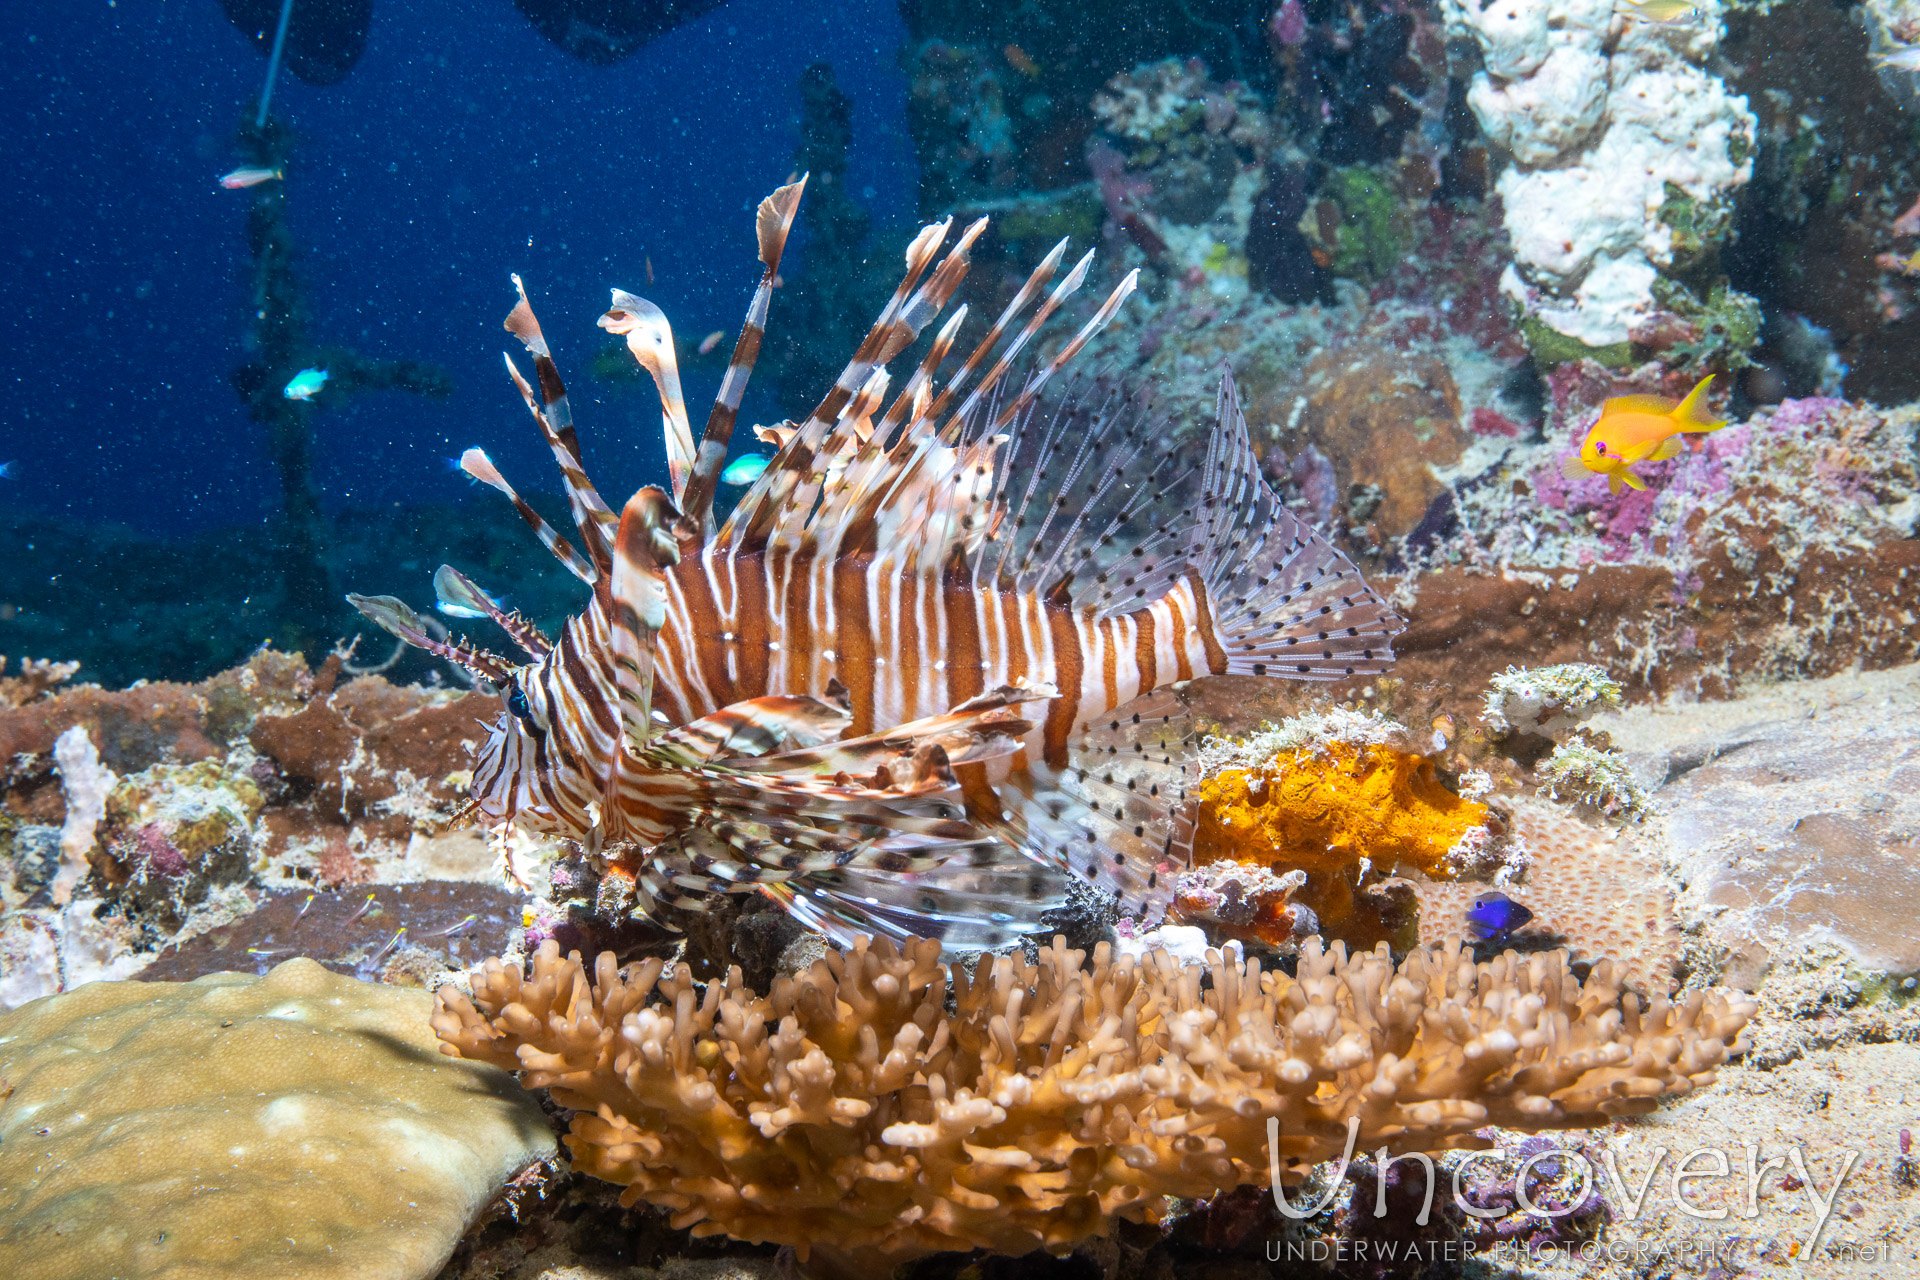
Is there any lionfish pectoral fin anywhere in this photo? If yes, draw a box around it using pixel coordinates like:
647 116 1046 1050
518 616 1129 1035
758 846 1069 953
609 485 693 754
433 564 551 658
648 693 854 767
1000 687 1200 927
344 593 516 684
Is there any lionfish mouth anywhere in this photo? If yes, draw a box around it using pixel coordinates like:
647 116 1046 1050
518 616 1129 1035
348 178 1405 952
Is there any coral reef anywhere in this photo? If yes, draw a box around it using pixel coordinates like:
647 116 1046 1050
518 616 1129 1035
1536 739 1650 816
1611 661 1920 990
1722 0 1920 402
1443 0 1758 356
0 657 77 709
0 958 554 1280
1481 662 1624 737
0 652 519 1008
434 933 1755 1266
1382 394 1920 701
1415 804 1682 996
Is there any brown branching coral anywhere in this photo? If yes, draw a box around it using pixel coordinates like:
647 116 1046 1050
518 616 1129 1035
0 656 80 710
434 934 1755 1266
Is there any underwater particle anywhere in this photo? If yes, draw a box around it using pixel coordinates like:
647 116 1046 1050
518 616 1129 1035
219 166 282 189
1538 739 1650 816
718 453 771 487
1482 663 1624 737
281 367 329 401
697 328 726 354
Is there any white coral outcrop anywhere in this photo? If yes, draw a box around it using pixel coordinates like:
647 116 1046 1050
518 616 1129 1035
1444 0 1756 347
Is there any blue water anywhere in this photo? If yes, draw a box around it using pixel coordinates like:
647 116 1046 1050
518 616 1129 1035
4 0 914 536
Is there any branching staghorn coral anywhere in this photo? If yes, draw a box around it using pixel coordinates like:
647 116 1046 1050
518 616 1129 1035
433 935 1755 1266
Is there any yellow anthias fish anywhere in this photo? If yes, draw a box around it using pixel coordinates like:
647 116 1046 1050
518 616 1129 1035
1561 375 1726 494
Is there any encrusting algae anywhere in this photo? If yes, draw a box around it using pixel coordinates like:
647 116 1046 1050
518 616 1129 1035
432 933 1755 1268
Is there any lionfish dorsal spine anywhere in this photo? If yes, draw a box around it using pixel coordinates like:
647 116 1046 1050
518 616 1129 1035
678 176 807 531
609 485 693 757
943 247 1094 436
597 289 695 503
920 236 1068 430
503 275 618 575
459 445 600 586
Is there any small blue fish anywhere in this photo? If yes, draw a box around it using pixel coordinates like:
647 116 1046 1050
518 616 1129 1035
1465 891 1534 943
283 368 329 401
720 453 771 487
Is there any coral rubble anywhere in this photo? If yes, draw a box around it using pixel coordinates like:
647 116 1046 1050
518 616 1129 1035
0 652 516 1008
434 933 1754 1266
0 958 554 1280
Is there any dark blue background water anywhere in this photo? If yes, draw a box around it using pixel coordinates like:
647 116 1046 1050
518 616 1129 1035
5 0 914 535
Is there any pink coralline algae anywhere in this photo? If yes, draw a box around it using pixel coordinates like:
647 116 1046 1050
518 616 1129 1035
1472 407 1521 437
1533 421 1752 558
127 825 189 881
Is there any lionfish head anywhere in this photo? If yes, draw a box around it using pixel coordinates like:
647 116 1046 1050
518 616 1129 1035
467 665 564 831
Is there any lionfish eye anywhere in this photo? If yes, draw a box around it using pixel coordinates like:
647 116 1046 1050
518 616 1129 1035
507 684 533 723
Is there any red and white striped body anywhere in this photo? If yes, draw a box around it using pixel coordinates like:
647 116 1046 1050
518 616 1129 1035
472 555 1231 842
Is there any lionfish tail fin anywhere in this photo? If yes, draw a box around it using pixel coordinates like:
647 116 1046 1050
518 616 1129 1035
599 290 696 502
345 593 516 683
681 177 808 530
609 486 692 753
1197 372 1404 681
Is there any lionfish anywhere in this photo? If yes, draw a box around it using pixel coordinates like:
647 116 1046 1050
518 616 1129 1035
350 179 1404 948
